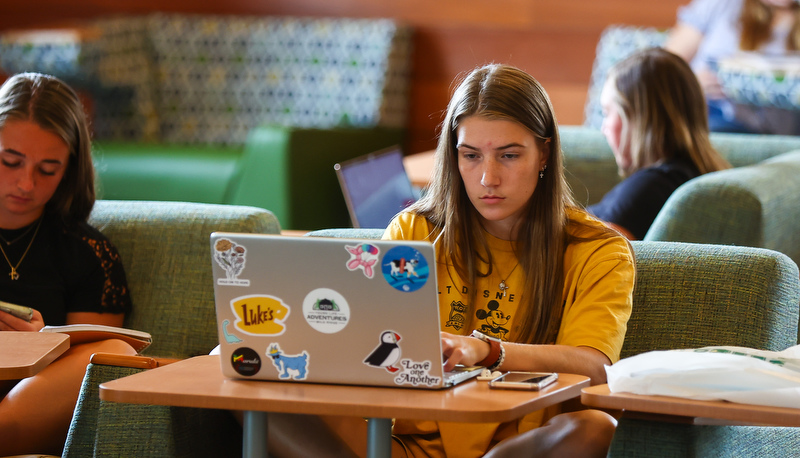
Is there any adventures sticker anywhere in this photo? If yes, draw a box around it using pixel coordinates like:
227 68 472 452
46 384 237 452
381 246 429 292
303 288 350 334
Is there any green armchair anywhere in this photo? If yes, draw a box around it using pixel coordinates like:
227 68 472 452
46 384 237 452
63 200 281 457
643 151 800 268
608 242 800 457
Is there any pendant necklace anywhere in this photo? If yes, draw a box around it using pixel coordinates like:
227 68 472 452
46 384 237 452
0 217 43 281
498 262 520 297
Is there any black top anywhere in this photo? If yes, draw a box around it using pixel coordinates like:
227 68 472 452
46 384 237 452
587 158 700 240
0 211 131 325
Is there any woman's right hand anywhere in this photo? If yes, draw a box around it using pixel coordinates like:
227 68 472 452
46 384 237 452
0 308 44 332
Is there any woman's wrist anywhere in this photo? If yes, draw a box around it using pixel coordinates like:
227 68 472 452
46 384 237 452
470 330 505 370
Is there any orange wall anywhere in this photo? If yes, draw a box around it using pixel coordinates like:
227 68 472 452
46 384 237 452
0 0 686 153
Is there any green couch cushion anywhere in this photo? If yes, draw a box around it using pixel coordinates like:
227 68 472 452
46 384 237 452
94 142 243 204
88 200 281 358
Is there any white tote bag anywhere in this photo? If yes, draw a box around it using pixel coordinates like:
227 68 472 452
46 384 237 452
606 345 800 408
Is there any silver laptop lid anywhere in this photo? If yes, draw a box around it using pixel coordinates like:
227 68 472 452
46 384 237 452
210 233 457 389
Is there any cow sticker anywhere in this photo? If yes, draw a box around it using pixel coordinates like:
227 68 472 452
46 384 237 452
381 246 429 292
345 243 380 278
266 343 309 380
303 288 351 334
231 294 290 336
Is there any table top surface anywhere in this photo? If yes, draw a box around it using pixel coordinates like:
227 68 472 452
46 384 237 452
100 355 590 422
582 384 800 427
0 331 70 380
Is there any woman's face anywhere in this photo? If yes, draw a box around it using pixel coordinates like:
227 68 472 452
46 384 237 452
600 78 632 172
0 119 69 228
456 116 548 240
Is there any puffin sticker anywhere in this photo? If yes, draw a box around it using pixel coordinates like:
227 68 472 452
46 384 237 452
267 343 309 380
364 330 403 373
345 243 380 278
381 246 429 292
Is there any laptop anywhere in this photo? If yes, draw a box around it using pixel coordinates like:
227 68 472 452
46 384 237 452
334 146 419 228
210 232 483 389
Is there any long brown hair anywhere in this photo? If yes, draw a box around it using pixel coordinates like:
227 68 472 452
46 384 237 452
606 48 731 177
406 64 578 345
0 72 95 222
740 0 800 50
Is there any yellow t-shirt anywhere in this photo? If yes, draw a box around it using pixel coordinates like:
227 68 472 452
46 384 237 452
383 208 634 458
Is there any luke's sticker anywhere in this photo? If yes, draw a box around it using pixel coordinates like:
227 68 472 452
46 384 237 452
231 294 290 336
381 246 429 292
394 359 441 387
364 331 402 373
267 343 309 380
345 243 380 278
303 288 350 334
213 238 250 286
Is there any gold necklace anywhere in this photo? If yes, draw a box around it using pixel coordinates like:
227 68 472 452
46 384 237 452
0 221 37 245
0 217 43 281
498 262 519 297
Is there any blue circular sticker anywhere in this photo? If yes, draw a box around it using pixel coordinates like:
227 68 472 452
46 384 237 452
381 246 429 292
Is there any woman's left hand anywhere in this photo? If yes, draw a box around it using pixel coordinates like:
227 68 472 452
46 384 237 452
441 331 490 372
0 308 45 332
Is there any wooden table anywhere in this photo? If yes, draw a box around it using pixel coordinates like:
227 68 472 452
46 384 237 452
100 355 590 458
402 149 434 189
0 331 70 380
582 384 800 427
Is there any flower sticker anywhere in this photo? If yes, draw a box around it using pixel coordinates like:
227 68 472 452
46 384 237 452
214 238 250 286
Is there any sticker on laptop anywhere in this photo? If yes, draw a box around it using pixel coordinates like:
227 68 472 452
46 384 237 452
267 343 309 380
221 319 243 344
213 238 250 286
364 330 403 373
230 294 290 336
381 246 429 292
231 347 261 376
394 359 441 387
345 243 380 278
303 288 351 334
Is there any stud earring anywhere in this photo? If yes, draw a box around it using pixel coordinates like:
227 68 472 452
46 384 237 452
539 165 547 179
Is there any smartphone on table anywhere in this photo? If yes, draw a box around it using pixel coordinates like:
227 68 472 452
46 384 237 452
488 371 558 391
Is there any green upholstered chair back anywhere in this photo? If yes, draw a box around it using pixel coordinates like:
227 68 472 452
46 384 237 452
88 200 281 358
627 241 799 357
644 151 800 268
